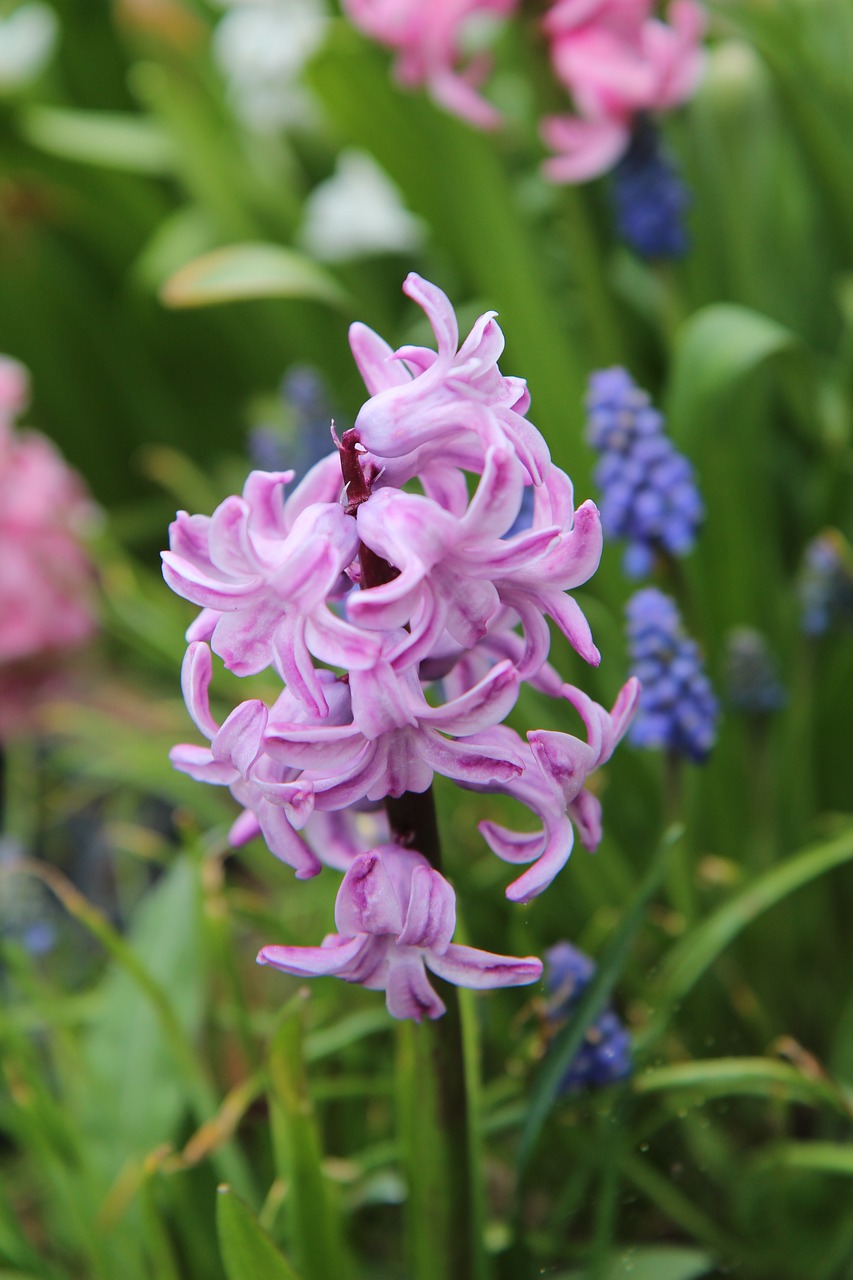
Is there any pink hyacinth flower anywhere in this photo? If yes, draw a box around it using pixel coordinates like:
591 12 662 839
541 0 706 182
170 642 321 878
162 465 381 716
265 644 524 805
258 846 542 1020
341 0 519 129
476 676 640 900
348 273 550 486
0 363 98 736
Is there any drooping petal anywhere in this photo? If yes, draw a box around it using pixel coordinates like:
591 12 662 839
334 851 406 937
180 641 220 741
258 933 368 978
397 864 456 953
386 953 446 1021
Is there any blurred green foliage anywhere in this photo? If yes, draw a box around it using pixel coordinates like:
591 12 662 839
1 1 852 1277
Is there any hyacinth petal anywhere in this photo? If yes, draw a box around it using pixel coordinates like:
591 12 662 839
161 551 260 610
258 933 367 978
419 730 522 787
241 469 294 540
348 322 411 395
186 608 218 644
455 311 505 378
229 808 261 847
264 721 365 770
542 588 601 666
478 821 546 864
286 453 345 519
212 699 267 775
402 273 459 361
350 660 418 740
168 510 211 563
458 447 523 539
357 487 455 571
169 743 236 785
545 500 603 585
207 496 260 577
211 601 280 676
527 729 593 803
421 659 519 736
541 115 630 183
570 788 603 851
335 851 405 937
397 864 456 952
386 955 446 1021
273 614 329 719
505 820 576 902
427 943 543 990
180 641 219 741
258 806 322 878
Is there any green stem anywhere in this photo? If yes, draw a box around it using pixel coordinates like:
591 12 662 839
387 787 487 1280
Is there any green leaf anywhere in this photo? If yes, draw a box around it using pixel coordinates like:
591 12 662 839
217 1186 303 1280
666 303 797 442
641 824 853 1046
579 1245 715 1280
760 1142 853 1177
18 107 176 174
635 1058 850 1114
517 825 682 1174
160 244 350 311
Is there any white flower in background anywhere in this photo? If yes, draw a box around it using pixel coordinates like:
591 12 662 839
298 150 426 262
211 0 328 132
0 2 58 95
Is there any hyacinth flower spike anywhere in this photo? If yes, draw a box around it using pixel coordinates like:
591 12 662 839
258 846 542 1021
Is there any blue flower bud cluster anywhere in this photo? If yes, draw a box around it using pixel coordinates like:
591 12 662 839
248 365 333 477
626 587 718 762
723 627 785 717
586 367 704 578
544 942 632 1093
611 120 691 260
799 531 853 636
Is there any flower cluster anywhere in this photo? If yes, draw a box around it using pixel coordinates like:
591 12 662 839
163 274 639 1019
0 355 98 738
586 366 703 578
340 2 706 187
543 941 632 1092
541 0 705 182
626 587 717 762
610 118 691 259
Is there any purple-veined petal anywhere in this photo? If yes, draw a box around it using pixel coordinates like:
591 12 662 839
335 851 405 937
161 551 260 611
208 495 261 577
397 864 456 953
504 818 576 903
257 804 322 878
540 587 601 666
527 727 593 805
386 953 446 1021
264 721 366 771
427 943 543 989
212 699 268 775
349 660 419 739
422 659 519 736
258 933 367 977
478 821 546 865
419 729 522 787
242 470 293 541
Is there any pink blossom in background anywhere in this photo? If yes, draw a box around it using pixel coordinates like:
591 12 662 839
0 357 98 737
340 0 519 128
541 0 706 181
164 274 638 1018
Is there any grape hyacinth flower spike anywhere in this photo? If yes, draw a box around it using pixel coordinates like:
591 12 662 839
164 273 638 1020
586 366 703 578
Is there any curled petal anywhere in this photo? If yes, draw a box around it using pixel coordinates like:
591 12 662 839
397 864 456 953
169 742 236 786
335 851 406 937
180 641 219 741
212 699 268 775
258 933 368 978
427 943 543 990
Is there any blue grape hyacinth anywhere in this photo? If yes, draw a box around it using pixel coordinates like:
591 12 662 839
586 368 704 578
545 942 632 1093
626 587 718 762
798 531 853 636
611 120 691 260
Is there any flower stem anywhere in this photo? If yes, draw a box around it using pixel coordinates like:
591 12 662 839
387 787 487 1280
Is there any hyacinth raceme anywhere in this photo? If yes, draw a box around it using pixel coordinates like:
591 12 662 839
586 366 703 578
611 119 691 259
626 587 717 762
541 0 705 183
0 355 98 738
340 0 519 130
163 273 638 1020
544 941 632 1092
